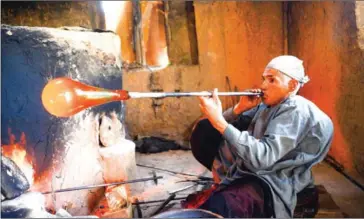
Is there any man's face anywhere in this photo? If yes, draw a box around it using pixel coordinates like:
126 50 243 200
260 68 292 106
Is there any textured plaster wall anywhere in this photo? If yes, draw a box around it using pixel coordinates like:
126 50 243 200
1 2 101 29
193 1 284 109
123 66 201 146
288 1 364 174
167 1 199 65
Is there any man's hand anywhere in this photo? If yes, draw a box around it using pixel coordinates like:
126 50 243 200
198 88 228 134
233 89 262 115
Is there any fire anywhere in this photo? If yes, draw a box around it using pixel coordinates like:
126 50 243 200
1 129 61 203
1 130 35 185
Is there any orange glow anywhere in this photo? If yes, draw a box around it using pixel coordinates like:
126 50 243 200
94 185 130 217
105 185 128 209
1 129 58 195
300 67 354 170
1 130 35 185
30 168 55 193
141 1 170 69
41 77 129 117
102 1 169 68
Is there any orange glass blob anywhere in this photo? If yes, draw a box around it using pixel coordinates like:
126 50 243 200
41 77 129 117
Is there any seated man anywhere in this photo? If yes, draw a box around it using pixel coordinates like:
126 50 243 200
191 55 334 218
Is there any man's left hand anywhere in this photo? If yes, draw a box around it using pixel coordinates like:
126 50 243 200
198 88 228 134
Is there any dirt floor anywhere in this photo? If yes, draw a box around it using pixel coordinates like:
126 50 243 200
132 150 211 217
133 150 364 218
313 162 364 218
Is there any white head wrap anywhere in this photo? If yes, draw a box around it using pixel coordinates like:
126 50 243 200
266 55 310 85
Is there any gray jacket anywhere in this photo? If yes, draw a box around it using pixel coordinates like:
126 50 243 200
213 95 334 218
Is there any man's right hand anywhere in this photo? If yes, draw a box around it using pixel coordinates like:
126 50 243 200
233 89 262 115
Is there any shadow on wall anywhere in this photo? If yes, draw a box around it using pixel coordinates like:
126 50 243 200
335 2 364 175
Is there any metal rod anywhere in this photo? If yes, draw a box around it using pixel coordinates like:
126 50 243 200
128 91 262 99
149 193 176 216
132 196 187 205
148 184 196 217
136 163 213 181
134 198 143 218
169 184 196 194
42 176 163 195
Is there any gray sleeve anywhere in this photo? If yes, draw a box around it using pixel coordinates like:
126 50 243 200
222 105 306 171
223 107 238 123
223 105 260 123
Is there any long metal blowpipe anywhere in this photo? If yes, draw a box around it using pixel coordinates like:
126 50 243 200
41 77 262 117
128 91 262 99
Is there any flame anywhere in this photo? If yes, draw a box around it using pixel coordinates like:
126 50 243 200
1 129 56 194
1 130 35 185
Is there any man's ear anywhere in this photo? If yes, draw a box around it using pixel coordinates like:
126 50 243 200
288 79 299 92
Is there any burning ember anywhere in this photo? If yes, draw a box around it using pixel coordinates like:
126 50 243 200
1 130 35 185
93 185 129 217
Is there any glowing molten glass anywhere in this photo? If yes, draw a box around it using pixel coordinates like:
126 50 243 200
41 77 129 118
